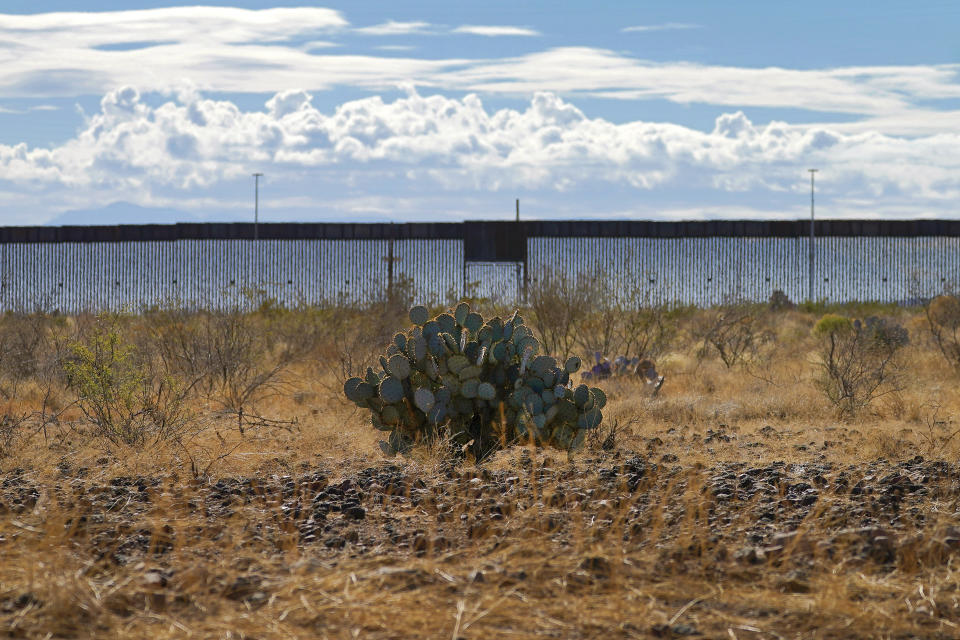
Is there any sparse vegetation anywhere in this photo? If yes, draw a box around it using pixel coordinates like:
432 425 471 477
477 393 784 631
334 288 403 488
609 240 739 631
925 291 960 371
813 313 909 417
1 295 959 638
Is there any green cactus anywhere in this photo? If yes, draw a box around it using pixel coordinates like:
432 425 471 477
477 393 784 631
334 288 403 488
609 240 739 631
414 387 435 413
477 382 496 401
437 313 457 334
409 305 429 325
454 302 469 326
342 304 606 460
461 378 479 399
387 354 411 379
379 376 404 404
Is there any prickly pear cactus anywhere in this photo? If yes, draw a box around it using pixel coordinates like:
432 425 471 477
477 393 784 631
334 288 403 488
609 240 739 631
343 303 606 458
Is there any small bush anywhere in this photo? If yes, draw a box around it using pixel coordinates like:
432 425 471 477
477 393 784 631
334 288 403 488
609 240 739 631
924 293 960 371
63 315 195 447
575 277 673 363
145 304 306 412
769 289 794 311
693 301 772 368
813 314 909 416
528 269 598 359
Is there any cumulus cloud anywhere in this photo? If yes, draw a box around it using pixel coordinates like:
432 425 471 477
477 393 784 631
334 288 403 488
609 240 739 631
452 25 540 37
0 87 957 221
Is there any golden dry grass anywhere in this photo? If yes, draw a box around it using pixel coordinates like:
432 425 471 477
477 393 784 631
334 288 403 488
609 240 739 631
1 304 959 639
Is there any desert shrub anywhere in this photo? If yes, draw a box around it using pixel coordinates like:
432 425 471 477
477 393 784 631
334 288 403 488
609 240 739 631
0 312 57 400
144 304 306 412
320 276 416 388
693 301 772 368
343 303 606 460
63 314 196 446
575 277 673 362
812 314 909 416
528 269 599 359
769 289 794 311
924 293 960 371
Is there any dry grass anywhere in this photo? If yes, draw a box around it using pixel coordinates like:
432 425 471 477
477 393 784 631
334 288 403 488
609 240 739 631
1 303 960 639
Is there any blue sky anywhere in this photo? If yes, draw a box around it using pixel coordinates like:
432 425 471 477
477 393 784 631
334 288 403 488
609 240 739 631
0 1 958 225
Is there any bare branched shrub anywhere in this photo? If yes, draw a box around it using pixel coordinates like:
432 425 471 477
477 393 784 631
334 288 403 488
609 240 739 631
915 397 960 455
321 276 415 388
143 298 314 412
693 300 772 368
576 277 673 361
0 312 57 400
0 412 29 458
924 292 960 372
813 314 909 417
528 269 599 358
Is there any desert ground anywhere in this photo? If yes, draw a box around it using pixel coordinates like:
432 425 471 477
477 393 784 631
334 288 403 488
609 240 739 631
1 293 959 639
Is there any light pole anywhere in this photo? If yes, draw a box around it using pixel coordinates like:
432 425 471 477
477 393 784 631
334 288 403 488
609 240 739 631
252 172 263 288
808 169 818 303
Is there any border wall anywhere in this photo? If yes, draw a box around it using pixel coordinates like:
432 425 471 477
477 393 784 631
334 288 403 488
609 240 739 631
0 220 958 312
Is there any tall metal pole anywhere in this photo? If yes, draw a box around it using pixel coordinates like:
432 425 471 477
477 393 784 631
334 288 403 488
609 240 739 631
515 199 521 301
808 169 818 303
252 172 263 289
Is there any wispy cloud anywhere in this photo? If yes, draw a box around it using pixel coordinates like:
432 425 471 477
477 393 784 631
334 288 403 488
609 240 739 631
438 47 960 119
0 9 957 138
0 7 348 45
354 20 433 36
622 23 700 33
0 104 59 115
300 40 339 51
452 25 540 37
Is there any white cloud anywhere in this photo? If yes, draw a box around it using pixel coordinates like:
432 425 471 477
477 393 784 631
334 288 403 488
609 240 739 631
354 20 433 36
0 104 59 114
622 23 700 33
440 48 960 118
0 8 956 134
453 25 540 37
0 7 347 45
1 87 958 221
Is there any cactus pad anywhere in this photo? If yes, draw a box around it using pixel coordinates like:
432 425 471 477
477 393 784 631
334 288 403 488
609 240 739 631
379 376 404 404
409 305 430 325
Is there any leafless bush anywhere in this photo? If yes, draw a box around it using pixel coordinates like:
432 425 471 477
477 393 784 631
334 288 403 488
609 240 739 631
0 312 57 400
915 397 960 454
0 412 29 458
693 300 773 368
528 269 600 358
143 302 308 413
576 277 672 361
923 291 960 372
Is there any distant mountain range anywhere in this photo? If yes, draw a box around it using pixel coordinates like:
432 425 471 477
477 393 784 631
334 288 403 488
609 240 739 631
44 202 212 226
42 202 398 226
